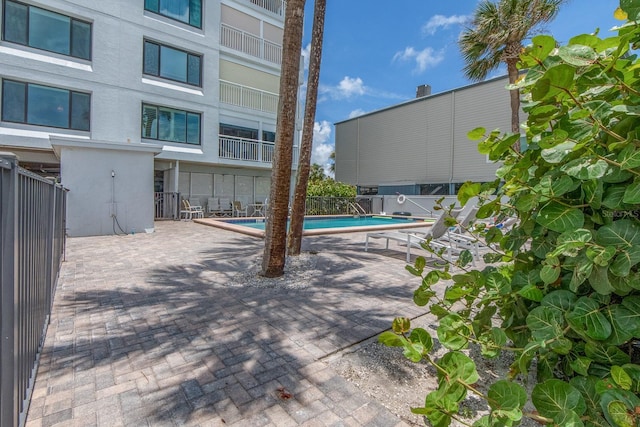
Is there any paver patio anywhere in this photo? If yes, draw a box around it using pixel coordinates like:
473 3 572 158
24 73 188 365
25 220 432 427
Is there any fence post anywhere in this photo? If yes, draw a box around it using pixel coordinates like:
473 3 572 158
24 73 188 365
0 152 19 427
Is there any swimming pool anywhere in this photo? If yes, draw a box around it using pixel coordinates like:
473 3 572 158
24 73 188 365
195 215 435 237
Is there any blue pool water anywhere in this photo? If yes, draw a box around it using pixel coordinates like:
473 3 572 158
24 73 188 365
226 215 417 230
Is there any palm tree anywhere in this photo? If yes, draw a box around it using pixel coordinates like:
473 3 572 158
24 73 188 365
262 0 306 277
288 0 327 256
459 0 565 148
329 150 335 174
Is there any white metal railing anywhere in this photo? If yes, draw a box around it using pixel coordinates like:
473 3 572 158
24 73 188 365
221 24 282 64
220 80 279 113
249 0 285 16
218 135 299 167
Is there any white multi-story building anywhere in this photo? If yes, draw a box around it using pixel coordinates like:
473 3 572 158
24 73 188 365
0 0 299 236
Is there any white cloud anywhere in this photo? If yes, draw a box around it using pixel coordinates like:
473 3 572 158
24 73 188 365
393 47 445 73
422 14 470 35
337 76 365 98
348 109 366 119
319 76 366 100
301 43 311 70
311 120 334 176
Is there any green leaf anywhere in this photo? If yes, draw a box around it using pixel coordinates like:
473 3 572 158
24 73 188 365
479 327 507 358
532 64 576 101
602 185 627 209
606 400 634 427
623 181 640 203
540 263 561 285
438 351 480 385
392 317 411 334
457 182 481 206
527 306 565 341
552 229 592 257
567 296 612 341
378 331 404 347
561 158 609 180
611 246 640 277
585 342 631 365
437 314 472 350
532 379 586 419
618 144 640 170
541 128 569 148
487 380 526 416
541 141 576 163
569 356 592 376
611 366 633 390
467 127 486 140
409 328 433 353
604 305 639 346
583 179 603 210
529 35 557 62
536 201 585 233
558 44 597 66
541 290 577 312
518 284 544 301
595 219 640 248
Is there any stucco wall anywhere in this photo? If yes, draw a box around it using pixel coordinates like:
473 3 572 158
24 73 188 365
56 140 159 237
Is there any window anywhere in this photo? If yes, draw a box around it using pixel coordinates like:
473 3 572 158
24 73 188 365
2 0 91 60
143 40 201 86
144 0 202 28
142 104 200 145
219 123 258 140
1 80 90 130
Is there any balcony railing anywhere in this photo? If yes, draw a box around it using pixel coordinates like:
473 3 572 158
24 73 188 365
220 80 279 114
218 135 299 166
221 24 282 64
249 0 286 16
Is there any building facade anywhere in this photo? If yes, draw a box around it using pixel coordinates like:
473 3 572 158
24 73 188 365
0 0 299 236
335 76 519 196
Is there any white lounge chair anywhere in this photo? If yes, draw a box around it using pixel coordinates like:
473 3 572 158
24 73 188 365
233 200 248 217
365 208 469 264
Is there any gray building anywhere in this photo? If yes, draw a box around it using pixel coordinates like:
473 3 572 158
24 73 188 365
0 0 299 236
335 76 519 196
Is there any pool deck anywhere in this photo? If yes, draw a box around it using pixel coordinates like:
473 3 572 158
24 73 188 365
195 214 435 238
25 220 445 427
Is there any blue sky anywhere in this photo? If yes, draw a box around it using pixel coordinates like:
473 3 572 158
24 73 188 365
300 0 622 174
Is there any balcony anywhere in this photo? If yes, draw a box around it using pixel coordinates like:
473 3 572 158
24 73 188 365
220 80 279 114
218 135 299 166
249 0 286 16
221 24 282 64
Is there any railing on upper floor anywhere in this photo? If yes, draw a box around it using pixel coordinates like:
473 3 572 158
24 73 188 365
1 153 67 427
218 135 299 167
219 80 279 114
249 0 286 16
221 24 282 64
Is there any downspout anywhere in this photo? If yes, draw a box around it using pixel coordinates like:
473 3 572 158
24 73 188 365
449 91 455 195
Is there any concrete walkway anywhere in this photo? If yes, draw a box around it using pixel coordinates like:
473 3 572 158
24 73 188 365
25 221 430 427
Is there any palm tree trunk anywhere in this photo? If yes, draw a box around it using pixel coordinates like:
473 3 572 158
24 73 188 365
288 0 326 256
262 0 306 277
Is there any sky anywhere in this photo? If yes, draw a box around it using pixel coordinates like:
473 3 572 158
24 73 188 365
299 0 622 175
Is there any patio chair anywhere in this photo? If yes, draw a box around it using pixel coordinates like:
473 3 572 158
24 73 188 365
180 199 204 220
233 200 248 217
207 197 219 216
218 198 233 216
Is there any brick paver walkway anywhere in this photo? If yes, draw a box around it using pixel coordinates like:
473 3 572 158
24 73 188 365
26 220 430 427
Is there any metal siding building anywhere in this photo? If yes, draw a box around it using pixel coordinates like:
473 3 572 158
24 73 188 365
335 76 517 195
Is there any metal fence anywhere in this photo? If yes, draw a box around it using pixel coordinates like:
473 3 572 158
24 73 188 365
305 196 371 215
1 153 67 427
154 192 180 220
